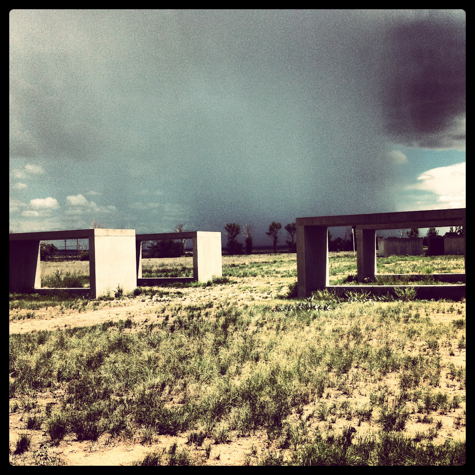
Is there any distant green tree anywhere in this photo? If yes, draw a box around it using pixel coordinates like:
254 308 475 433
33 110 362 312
243 224 253 255
174 224 187 253
449 226 464 236
40 242 58 261
406 228 419 238
285 223 297 252
91 220 104 229
426 227 439 238
224 223 243 255
266 221 282 253
149 240 184 258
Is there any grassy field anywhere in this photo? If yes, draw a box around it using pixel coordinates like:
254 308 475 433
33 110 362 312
10 252 465 465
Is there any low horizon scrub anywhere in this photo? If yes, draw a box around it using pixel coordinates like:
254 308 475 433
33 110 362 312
9 253 465 466
42 270 89 288
9 295 465 461
255 431 465 466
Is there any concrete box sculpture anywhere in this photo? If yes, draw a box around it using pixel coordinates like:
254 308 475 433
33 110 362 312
296 208 465 300
377 237 423 257
136 231 222 285
9 228 137 298
9 229 223 298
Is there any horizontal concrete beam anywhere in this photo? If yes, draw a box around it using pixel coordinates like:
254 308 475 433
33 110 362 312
375 273 465 283
34 288 91 297
326 284 465 300
9 229 94 241
296 208 465 228
136 232 198 241
137 277 195 286
9 228 136 241
357 219 463 230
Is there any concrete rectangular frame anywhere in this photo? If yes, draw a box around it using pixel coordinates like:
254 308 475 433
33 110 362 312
136 231 222 285
9 229 137 298
296 208 465 299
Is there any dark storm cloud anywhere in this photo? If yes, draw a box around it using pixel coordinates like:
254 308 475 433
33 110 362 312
381 11 465 150
9 10 465 237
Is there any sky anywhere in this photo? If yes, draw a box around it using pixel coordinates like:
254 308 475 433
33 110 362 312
9 10 465 246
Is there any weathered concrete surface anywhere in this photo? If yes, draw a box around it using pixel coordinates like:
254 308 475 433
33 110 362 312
377 237 423 257
297 225 328 298
194 231 223 282
376 273 466 283
296 208 466 298
89 229 137 298
9 228 137 298
444 236 465 255
327 285 465 300
296 208 465 229
356 228 376 282
136 231 222 284
9 240 41 292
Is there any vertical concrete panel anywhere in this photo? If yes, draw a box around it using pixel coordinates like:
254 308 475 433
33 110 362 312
356 229 376 282
89 229 137 298
463 215 466 271
9 240 41 292
444 236 465 255
297 225 328 298
136 240 143 278
193 232 222 282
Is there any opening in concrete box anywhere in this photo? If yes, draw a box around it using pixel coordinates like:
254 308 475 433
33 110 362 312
40 239 90 291
138 239 194 284
135 231 223 286
10 229 137 298
296 208 465 300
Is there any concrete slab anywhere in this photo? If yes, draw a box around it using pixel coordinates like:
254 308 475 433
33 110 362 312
326 285 465 301
89 229 137 298
9 228 136 298
296 208 466 298
136 231 222 283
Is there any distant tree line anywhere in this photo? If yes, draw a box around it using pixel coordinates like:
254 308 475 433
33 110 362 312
35 222 465 260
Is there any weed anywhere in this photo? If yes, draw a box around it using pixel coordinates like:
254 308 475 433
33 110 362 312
451 318 465 329
13 433 31 455
9 253 466 466
186 430 207 446
45 413 68 444
26 414 43 430
394 287 418 301
377 408 409 432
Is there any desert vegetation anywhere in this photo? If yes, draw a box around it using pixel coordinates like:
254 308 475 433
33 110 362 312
10 252 465 465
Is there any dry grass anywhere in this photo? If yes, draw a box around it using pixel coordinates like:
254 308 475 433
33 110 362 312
10 252 465 466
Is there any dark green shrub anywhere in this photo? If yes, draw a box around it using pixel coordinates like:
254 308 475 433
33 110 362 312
46 414 68 444
148 240 184 258
378 408 409 432
14 433 31 455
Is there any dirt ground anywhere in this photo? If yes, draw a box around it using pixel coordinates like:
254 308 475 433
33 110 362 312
9 262 466 466
10 269 298 466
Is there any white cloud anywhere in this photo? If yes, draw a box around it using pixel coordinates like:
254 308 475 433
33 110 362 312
15 196 59 219
11 163 45 179
9 198 28 213
30 197 59 210
130 202 162 211
388 150 408 164
12 182 27 190
66 194 90 207
65 194 99 216
406 162 466 209
64 193 116 217
21 210 40 217
85 190 102 196
24 164 45 175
